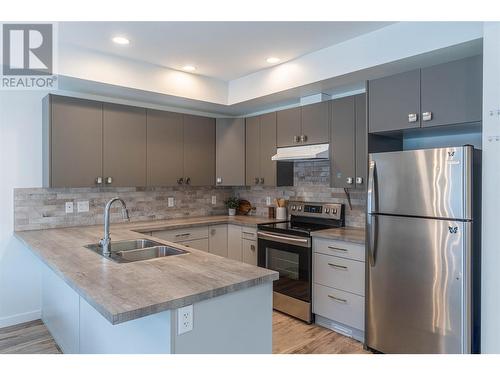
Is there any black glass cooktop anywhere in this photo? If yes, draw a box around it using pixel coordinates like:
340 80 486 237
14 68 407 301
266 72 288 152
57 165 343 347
258 220 340 237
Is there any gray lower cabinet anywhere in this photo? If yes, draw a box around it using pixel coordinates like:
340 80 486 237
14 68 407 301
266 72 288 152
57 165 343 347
245 113 277 186
103 104 147 187
209 225 228 257
242 238 258 266
183 115 216 186
331 94 367 190
216 118 245 186
277 107 301 147
43 95 103 188
420 55 482 128
147 110 184 186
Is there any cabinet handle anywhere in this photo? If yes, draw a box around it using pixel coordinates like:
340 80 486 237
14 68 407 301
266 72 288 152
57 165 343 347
408 113 418 123
216 177 222 184
293 135 300 143
300 135 307 143
260 177 264 184
211 228 216 235
255 177 259 185
346 177 353 185
327 246 347 252
328 263 348 270
177 177 184 185
95 177 103 185
242 231 255 236
175 233 190 238
105 177 113 185
250 244 256 251
328 294 347 303
185 177 191 185
356 177 363 184
422 111 433 121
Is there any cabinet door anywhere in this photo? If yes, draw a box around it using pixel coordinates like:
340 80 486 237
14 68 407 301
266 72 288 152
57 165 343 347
368 69 421 133
331 96 356 189
355 94 367 190
259 112 277 186
146 109 183 186
209 225 228 257
301 101 329 144
245 116 261 186
103 103 147 187
216 118 245 186
183 114 215 186
421 55 482 128
49 96 103 188
277 107 301 147
227 225 242 261
179 238 209 252
242 239 257 266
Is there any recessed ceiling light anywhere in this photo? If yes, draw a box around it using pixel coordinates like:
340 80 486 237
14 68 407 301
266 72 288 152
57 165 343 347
182 65 196 72
266 57 280 64
112 36 130 45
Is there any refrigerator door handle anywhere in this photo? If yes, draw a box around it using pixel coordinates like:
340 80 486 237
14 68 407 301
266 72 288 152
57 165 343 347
367 160 378 266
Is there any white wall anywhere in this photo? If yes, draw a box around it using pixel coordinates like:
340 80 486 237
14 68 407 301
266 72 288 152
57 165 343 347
0 90 47 327
480 22 500 353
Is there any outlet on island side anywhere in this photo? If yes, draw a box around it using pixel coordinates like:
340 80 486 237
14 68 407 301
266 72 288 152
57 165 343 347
177 304 193 335
65 201 73 214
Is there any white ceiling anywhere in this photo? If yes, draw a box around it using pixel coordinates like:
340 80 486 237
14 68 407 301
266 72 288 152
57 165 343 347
59 21 392 81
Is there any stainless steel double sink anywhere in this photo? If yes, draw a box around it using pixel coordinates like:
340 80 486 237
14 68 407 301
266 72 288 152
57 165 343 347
84 239 188 263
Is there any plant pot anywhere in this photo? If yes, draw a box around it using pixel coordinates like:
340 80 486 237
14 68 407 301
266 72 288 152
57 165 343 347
228 208 236 216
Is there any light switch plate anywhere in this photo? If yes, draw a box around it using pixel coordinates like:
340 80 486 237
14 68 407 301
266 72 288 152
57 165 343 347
168 197 175 207
266 196 272 206
77 201 89 213
65 202 73 214
211 195 216 205
177 305 193 335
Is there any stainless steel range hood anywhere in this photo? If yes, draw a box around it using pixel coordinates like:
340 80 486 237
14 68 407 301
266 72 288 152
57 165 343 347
271 144 329 161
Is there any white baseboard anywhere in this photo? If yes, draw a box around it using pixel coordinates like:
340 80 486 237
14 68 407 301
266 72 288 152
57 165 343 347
0 310 41 328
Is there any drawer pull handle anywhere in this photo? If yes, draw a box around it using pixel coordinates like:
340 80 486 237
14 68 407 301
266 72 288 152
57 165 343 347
175 233 190 237
242 232 255 236
327 246 347 252
328 295 347 303
328 263 348 270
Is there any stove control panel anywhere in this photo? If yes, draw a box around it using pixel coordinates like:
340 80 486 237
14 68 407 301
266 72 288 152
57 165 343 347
288 201 344 220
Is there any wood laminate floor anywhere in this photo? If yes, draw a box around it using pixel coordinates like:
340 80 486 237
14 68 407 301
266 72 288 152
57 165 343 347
0 312 367 354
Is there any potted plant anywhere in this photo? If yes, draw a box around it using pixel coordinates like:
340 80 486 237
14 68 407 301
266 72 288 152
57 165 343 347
225 197 239 216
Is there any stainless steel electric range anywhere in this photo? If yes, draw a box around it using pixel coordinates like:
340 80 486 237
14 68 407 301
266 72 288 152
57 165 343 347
257 201 345 323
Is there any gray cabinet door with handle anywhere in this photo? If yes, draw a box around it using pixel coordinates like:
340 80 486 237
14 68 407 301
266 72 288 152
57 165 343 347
103 103 147 187
277 107 301 147
331 96 356 189
183 114 215 186
245 115 260 186
368 69 421 133
354 94 367 189
216 118 245 186
259 112 277 186
420 55 482 128
47 96 103 188
147 109 183 186
301 101 329 145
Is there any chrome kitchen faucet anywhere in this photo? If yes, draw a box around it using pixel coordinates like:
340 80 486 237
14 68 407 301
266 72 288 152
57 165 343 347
99 197 130 257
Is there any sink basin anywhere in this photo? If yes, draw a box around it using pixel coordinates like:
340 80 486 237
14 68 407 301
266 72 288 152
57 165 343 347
84 238 188 263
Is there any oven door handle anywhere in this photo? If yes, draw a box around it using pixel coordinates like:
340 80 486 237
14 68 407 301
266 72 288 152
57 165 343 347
257 231 311 248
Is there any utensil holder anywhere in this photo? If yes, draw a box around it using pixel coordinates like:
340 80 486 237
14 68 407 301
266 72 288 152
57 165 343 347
276 207 287 220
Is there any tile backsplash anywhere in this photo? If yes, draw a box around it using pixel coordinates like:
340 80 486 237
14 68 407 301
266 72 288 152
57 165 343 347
14 161 366 231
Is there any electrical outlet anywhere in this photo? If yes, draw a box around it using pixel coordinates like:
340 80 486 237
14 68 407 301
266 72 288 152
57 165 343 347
211 195 216 205
266 196 272 206
167 197 175 207
65 202 73 214
77 201 89 213
177 305 193 335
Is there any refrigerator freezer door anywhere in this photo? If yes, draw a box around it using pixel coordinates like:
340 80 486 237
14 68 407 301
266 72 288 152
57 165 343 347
366 215 470 354
369 146 472 220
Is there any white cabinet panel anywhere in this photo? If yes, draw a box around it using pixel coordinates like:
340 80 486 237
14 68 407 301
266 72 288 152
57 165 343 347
242 239 257 266
313 237 365 262
152 226 209 243
209 225 228 257
227 225 242 261
179 238 209 252
314 253 365 296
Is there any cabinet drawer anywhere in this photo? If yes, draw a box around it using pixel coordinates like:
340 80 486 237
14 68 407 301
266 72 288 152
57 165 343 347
313 238 365 262
241 227 257 241
179 238 209 252
313 284 364 331
313 253 364 296
242 239 257 266
152 226 209 243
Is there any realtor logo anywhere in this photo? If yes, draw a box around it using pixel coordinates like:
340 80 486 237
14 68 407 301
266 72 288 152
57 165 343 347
1 23 57 89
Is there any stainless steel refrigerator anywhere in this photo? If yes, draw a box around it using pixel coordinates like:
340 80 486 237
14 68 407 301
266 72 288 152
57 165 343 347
365 146 481 354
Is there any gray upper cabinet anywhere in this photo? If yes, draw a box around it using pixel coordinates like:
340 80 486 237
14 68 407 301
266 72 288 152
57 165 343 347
331 94 367 190
277 102 329 147
245 116 261 186
183 114 215 186
301 101 329 145
368 69 421 133
44 95 103 188
147 110 184 186
420 55 482 128
245 113 277 186
216 118 245 186
277 107 301 147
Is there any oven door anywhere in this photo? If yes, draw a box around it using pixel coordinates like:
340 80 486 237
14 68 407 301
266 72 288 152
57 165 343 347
257 231 312 303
